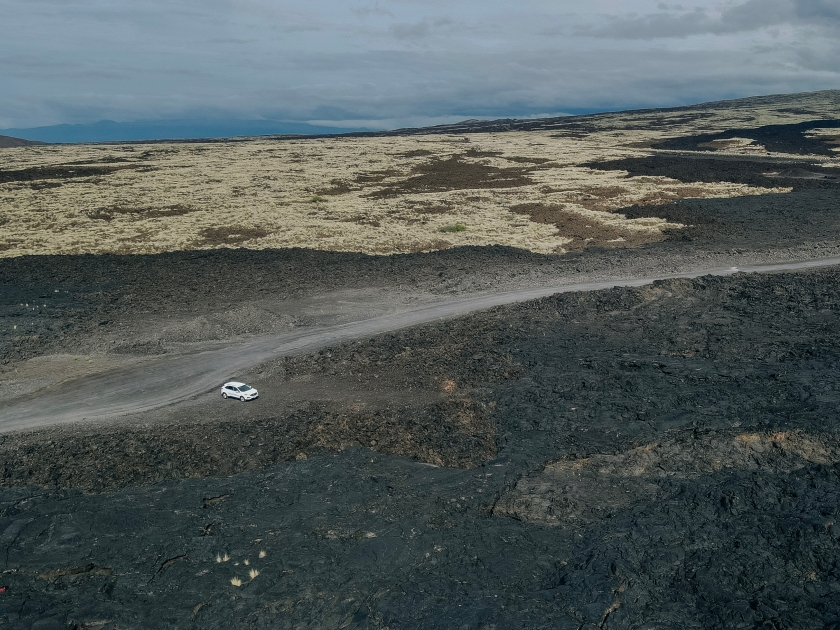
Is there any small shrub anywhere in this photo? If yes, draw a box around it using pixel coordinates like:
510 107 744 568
309 195 326 203
440 223 466 233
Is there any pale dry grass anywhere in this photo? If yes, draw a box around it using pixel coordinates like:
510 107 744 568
2 95 828 258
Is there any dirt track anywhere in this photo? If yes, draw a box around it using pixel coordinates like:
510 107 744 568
2 256 840 434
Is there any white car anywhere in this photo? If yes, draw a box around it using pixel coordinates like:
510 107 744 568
221 381 259 401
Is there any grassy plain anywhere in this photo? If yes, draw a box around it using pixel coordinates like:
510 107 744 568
10 91 840 257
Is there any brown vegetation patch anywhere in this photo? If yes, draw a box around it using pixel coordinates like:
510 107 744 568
405 199 455 214
509 202 663 251
137 148 180 160
367 155 533 198
86 204 199 221
0 164 134 184
319 170 401 196
397 149 434 158
0 239 20 252
28 181 64 191
354 169 401 184
504 156 553 164
196 226 270 247
463 148 503 158
549 132 591 140
318 178 357 196
341 215 381 227
572 186 630 211
67 156 135 164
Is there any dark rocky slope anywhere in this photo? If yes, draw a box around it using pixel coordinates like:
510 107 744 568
3 267 840 628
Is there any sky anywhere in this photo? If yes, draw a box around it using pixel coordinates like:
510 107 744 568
1 0 839 138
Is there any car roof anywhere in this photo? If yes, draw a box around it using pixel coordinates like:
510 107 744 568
224 381 246 387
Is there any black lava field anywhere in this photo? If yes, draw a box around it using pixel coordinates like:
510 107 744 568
3 265 840 629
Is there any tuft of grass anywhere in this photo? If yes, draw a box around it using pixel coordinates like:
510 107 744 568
259 550 267 559
230 577 243 587
249 568 260 580
440 223 466 233
243 559 250 566
309 195 326 203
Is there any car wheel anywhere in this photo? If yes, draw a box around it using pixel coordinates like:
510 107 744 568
241 396 246 402
222 392 227 399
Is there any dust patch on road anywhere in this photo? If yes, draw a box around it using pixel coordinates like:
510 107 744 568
0 353 151 399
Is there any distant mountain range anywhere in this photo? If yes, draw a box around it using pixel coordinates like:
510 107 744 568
0 119 368 144
3 90 839 145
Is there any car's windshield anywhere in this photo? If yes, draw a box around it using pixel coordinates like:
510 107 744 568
238 385 252 391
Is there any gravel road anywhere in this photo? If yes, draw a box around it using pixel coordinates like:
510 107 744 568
3 257 840 433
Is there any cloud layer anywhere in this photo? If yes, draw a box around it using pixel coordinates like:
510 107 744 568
583 0 840 39
1 0 838 130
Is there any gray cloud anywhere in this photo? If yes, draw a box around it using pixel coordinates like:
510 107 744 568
389 17 455 40
351 2 394 19
582 0 839 40
796 41 840 71
794 0 840 20
1 0 838 131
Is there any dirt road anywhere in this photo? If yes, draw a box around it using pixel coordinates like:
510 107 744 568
3 256 838 433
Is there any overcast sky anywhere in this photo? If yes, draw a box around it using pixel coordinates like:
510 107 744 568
2 0 839 130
